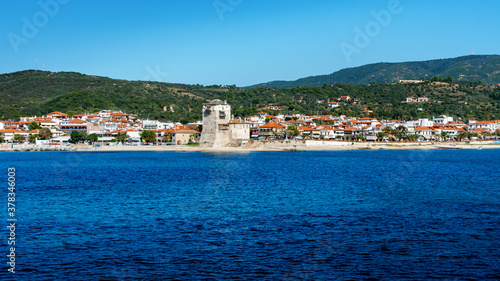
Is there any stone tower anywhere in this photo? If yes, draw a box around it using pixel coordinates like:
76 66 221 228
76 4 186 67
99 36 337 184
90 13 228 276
199 99 231 146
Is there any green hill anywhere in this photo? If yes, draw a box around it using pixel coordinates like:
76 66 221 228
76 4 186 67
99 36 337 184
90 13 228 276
248 55 500 88
0 69 499 123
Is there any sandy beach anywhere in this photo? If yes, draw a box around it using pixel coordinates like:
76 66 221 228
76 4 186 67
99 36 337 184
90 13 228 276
70 141 500 152
2 140 499 153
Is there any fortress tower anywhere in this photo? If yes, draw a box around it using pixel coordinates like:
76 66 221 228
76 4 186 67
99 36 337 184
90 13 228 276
200 99 231 146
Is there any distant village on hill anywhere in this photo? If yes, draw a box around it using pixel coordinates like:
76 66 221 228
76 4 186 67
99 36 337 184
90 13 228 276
0 98 499 147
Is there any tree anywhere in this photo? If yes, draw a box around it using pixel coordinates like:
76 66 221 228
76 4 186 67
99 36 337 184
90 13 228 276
70 131 87 143
39 128 52 140
264 117 271 123
113 133 129 143
408 134 420 141
395 125 408 141
140 130 156 143
28 134 38 142
286 125 300 139
382 126 396 140
0 133 4 142
13 134 25 143
87 133 99 144
440 131 449 142
189 133 199 143
376 132 386 141
457 131 469 141
28 121 41 131
162 133 173 143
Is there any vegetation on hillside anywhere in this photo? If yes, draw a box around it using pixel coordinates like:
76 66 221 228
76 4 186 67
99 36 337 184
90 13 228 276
1 69 499 123
250 55 500 88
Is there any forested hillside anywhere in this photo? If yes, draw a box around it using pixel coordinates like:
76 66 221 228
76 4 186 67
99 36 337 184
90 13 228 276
249 55 500 88
1 70 499 122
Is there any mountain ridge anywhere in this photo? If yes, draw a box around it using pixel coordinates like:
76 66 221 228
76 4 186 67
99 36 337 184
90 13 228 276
247 55 500 89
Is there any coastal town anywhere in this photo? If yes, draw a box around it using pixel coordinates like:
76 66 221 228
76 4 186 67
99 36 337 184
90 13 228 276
0 99 499 150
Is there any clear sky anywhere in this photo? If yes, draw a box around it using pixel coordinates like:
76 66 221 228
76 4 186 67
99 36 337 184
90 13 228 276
1 0 499 87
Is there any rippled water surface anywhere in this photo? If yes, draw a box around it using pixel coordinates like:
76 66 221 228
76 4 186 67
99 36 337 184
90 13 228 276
1 150 499 280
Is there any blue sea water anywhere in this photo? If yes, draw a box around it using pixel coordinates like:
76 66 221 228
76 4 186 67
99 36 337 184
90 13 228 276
1 149 499 280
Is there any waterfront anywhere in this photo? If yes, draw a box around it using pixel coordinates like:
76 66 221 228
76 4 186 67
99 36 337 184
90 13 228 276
1 150 499 280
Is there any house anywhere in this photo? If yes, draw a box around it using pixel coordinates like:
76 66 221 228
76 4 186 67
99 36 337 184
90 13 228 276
46 111 69 120
414 126 433 140
399 80 424 84
40 120 58 130
406 97 418 103
258 121 286 139
298 126 321 138
468 120 499 133
0 120 18 130
173 130 198 145
0 129 28 141
433 115 453 125
59 119 88 132
418 97 429 102
338 96 351 102
228 119 251 144
328 102 340 108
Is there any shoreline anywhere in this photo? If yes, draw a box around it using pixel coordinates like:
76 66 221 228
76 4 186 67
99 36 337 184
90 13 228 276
2 141 499 153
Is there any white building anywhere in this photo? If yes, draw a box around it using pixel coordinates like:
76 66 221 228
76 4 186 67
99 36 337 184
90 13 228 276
433 115 453 125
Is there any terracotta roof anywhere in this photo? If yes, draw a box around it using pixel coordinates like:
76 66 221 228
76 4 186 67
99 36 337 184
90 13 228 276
260 122 285 128
69 119 85 123
298 126 321 131
0 129 24 133
414 126 432 131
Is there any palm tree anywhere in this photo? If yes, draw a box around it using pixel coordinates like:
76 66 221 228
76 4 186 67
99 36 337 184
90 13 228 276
457 131 469 142
408 134 420 142
440 131 449 142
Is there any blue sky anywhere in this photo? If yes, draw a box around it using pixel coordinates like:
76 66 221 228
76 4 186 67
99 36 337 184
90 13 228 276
1 0 499 86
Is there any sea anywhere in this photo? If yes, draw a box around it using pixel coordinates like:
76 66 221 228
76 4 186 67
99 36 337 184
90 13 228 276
1 149 499 280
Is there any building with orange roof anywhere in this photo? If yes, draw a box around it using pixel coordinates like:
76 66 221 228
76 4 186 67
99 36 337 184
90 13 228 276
258 121 286 139
59 119 88 133
0 129 28 142
328 101 340 108
468 120 499 133
298 126 322 138
0 120 18 131
46 111 69 119
338 96 351 101
414 126 434 140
